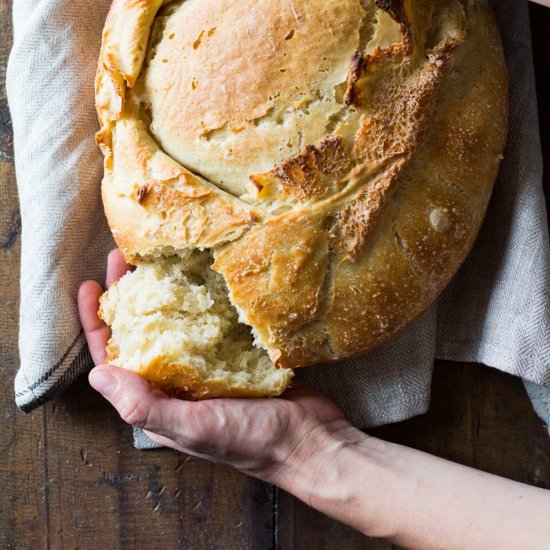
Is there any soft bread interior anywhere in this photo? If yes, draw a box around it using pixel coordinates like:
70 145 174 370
99 252 293 398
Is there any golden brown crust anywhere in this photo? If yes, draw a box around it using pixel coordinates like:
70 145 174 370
96 0 508 387
99 96 258 261
268 136 352 201
214 0 508 369
104 352 291 400
213 213 330 334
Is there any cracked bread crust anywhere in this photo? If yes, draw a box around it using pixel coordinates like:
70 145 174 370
96 0 508 381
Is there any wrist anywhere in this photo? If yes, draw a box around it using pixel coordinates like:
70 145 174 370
262 418 361 488
265 421 398 538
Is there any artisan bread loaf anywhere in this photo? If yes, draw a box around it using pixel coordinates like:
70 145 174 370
95 0 508 399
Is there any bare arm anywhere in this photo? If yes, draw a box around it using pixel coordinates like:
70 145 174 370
272 425 550 549
79 250 550 550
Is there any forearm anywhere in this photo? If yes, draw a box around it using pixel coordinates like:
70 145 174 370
271 427 550 549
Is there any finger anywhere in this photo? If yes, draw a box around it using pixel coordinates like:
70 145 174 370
78 281 110 365
89 364 197 443
106 249 133 288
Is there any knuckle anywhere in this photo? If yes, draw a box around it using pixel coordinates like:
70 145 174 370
118 395 149 428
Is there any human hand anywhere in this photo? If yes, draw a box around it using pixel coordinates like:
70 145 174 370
77 250 360 489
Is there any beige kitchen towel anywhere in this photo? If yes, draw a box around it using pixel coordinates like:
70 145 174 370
7 0 550 444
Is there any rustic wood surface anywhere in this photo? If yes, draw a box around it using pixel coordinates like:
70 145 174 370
1 2 549 548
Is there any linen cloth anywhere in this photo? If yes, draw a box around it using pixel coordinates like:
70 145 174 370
7 0 550 447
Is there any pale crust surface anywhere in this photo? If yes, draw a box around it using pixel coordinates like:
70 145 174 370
96 0 508 387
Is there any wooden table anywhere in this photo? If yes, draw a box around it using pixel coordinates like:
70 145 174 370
1 3 549 548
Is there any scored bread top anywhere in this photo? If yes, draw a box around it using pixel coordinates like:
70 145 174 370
140 0 365 198
96 0 508 369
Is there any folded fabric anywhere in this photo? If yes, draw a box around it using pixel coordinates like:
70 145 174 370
7 0 550 447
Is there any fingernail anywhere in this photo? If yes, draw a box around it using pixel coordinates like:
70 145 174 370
89 368 118 398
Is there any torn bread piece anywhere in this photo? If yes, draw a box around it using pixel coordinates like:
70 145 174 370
99 252 293 399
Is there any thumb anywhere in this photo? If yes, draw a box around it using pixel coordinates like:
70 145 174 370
89 365 189 440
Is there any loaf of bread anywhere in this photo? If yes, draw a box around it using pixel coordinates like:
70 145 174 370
95 0 508 399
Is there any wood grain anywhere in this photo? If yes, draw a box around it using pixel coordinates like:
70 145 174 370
0 2 549 549
40 375 275 550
